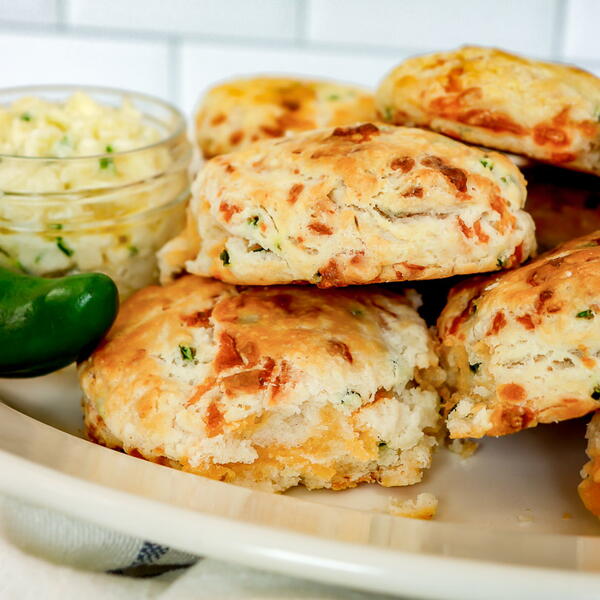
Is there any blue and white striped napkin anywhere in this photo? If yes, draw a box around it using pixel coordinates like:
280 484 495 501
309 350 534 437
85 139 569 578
0 495 398 600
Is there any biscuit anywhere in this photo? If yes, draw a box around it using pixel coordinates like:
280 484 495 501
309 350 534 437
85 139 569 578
195 77 376 158
579 412 600 517
437 231 600 438
159 123 535 287
79 275 444 492
376 46 600 175
523 165 600 252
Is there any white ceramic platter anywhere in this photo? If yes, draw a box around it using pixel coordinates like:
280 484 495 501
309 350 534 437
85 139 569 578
0 368 599 600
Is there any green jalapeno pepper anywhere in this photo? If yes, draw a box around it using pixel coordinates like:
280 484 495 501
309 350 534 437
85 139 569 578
0 268 118 378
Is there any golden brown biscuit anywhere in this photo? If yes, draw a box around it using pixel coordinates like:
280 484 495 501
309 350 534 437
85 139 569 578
195 77 376 157
376 46 600 175
523 165 600 252
437 230 600 438
159 123 535 287
79 275 444 492
579 412 600 517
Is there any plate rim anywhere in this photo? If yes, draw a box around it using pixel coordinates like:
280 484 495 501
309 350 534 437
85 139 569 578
1 401 600 599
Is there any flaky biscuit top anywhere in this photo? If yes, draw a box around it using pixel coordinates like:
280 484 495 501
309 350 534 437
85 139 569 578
195 77 376 157
376 46 600 175
438 231 600 437
79 276 443 491
159 123 535 287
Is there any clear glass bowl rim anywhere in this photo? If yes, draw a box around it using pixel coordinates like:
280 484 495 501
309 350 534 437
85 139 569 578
0 84 187 161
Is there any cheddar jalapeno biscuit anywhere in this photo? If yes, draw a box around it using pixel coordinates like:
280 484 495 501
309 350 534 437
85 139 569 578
376 46 600 175
159 123 535 287
579 412 600 517
80 275 444 492
195 77 376 158
438 231 600 438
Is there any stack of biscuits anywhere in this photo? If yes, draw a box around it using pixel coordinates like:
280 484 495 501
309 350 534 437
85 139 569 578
79 47 600 515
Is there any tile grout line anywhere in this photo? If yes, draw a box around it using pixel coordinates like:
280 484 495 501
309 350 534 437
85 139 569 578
167 36 182 108
55 0 67 31
1 7 599 68
551 0 568 59
0 20 420 58
295 0 309 47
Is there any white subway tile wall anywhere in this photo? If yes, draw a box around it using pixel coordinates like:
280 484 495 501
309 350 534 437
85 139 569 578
180 43 403 114
0 32 170 98
563 0 600 60
0 0 58 25
67 0 300 41
0 0 598 116
307 0 560 57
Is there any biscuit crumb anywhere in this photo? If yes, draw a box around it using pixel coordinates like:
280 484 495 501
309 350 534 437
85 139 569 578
562 512 572 520
389 492 438 520
447 438 480 458
516 509 534 525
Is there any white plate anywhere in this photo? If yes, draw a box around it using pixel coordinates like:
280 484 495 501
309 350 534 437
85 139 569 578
0 368 599 600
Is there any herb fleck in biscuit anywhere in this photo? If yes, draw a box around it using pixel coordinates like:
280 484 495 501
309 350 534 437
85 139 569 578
80 275 443 492
438 231 600 438
195 77 375 158
159 123 535 287
376 46 600 175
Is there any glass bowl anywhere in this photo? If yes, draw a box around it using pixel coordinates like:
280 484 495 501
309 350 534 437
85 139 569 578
0 85 192 297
